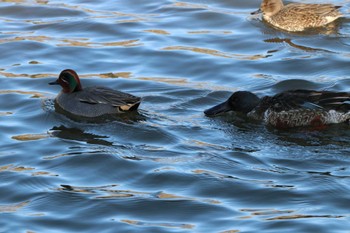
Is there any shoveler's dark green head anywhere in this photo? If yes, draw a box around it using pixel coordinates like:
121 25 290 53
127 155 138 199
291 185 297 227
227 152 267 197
204 91 260 116
49 69 83 93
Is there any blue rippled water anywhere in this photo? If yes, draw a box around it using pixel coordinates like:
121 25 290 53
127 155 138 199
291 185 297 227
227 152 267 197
0 0 350 232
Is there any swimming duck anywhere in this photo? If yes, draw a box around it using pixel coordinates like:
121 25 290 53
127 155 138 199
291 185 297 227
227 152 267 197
252 0 342 32
49 69 141 118
204 90 350 128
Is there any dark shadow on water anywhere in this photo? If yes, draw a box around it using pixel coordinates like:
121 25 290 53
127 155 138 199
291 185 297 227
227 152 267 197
264 37 334 53
50 125 113 146
218 112 261 131
205 112 266 153
268 123 350 147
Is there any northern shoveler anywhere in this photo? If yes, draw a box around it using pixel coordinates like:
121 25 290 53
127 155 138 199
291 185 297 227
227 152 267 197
204 90 350 128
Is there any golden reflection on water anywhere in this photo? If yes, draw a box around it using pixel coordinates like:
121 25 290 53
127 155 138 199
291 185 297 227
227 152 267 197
138 76 188 84
144 29 170 35
0 71 129 79
31 171 57 176
156 192 184 199
28 61 41 64
57 38 142 47
0 201 29 213
0 164 34 172
0 164 57 176
0 34 142 48
238 208 344 221
156 191 220 204
0 111 12 116
101 39 141 47
143 29 234 36
220 230 240 233
186 139 229 150
100 72 131 78
0 0 25 3
193 169 237 180
59 184 221 204
137 76 237 91
162 46 268 60
188 30 233 35
0 90 44 98
0 0 48 3
165 1 239 16
0 90 45 98
0 35 51 43
166 1 212 10
266 214 344 220
0 1 157 23
12 133 49 141
120 219 195 230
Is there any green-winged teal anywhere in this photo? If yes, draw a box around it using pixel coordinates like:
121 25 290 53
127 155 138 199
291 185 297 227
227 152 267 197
205 90 350 128
49 69 141 118
252 0 342 32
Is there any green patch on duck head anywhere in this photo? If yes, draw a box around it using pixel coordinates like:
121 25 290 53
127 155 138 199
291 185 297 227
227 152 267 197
58 69 83 93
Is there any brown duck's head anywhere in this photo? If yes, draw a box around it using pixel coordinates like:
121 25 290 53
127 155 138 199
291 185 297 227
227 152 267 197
252 0 284 17
49 69 83 93
204 91 260 117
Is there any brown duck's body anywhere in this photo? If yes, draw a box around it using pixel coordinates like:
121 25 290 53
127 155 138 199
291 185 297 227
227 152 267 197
50 69 141 118
205 90 350 128
257 0 342 32
248 90 350 128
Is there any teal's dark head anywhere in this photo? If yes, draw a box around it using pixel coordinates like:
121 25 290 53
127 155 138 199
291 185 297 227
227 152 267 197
49 69 83 93
204 91 260 116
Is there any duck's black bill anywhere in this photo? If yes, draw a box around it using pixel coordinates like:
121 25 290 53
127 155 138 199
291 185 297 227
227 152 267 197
251 8 262 15
49 80 59 85
204 101 231 117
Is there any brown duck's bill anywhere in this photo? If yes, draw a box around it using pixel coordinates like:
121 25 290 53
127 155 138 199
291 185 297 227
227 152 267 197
251 8 262 15
204 101 231 117
49 80 59 85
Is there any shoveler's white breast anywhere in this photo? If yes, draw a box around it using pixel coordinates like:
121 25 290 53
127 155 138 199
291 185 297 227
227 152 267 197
263 109 350 127
324 110 350 124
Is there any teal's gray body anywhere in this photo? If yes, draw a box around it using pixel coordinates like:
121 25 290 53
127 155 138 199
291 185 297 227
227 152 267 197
55 86 140 118
50 69 141 119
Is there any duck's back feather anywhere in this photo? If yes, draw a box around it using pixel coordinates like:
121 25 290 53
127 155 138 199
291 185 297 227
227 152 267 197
250 90 350 127
77 87 141 107
266 90 350 112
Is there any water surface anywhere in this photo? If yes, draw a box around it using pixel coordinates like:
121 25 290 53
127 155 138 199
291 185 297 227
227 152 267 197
1 0 350 232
